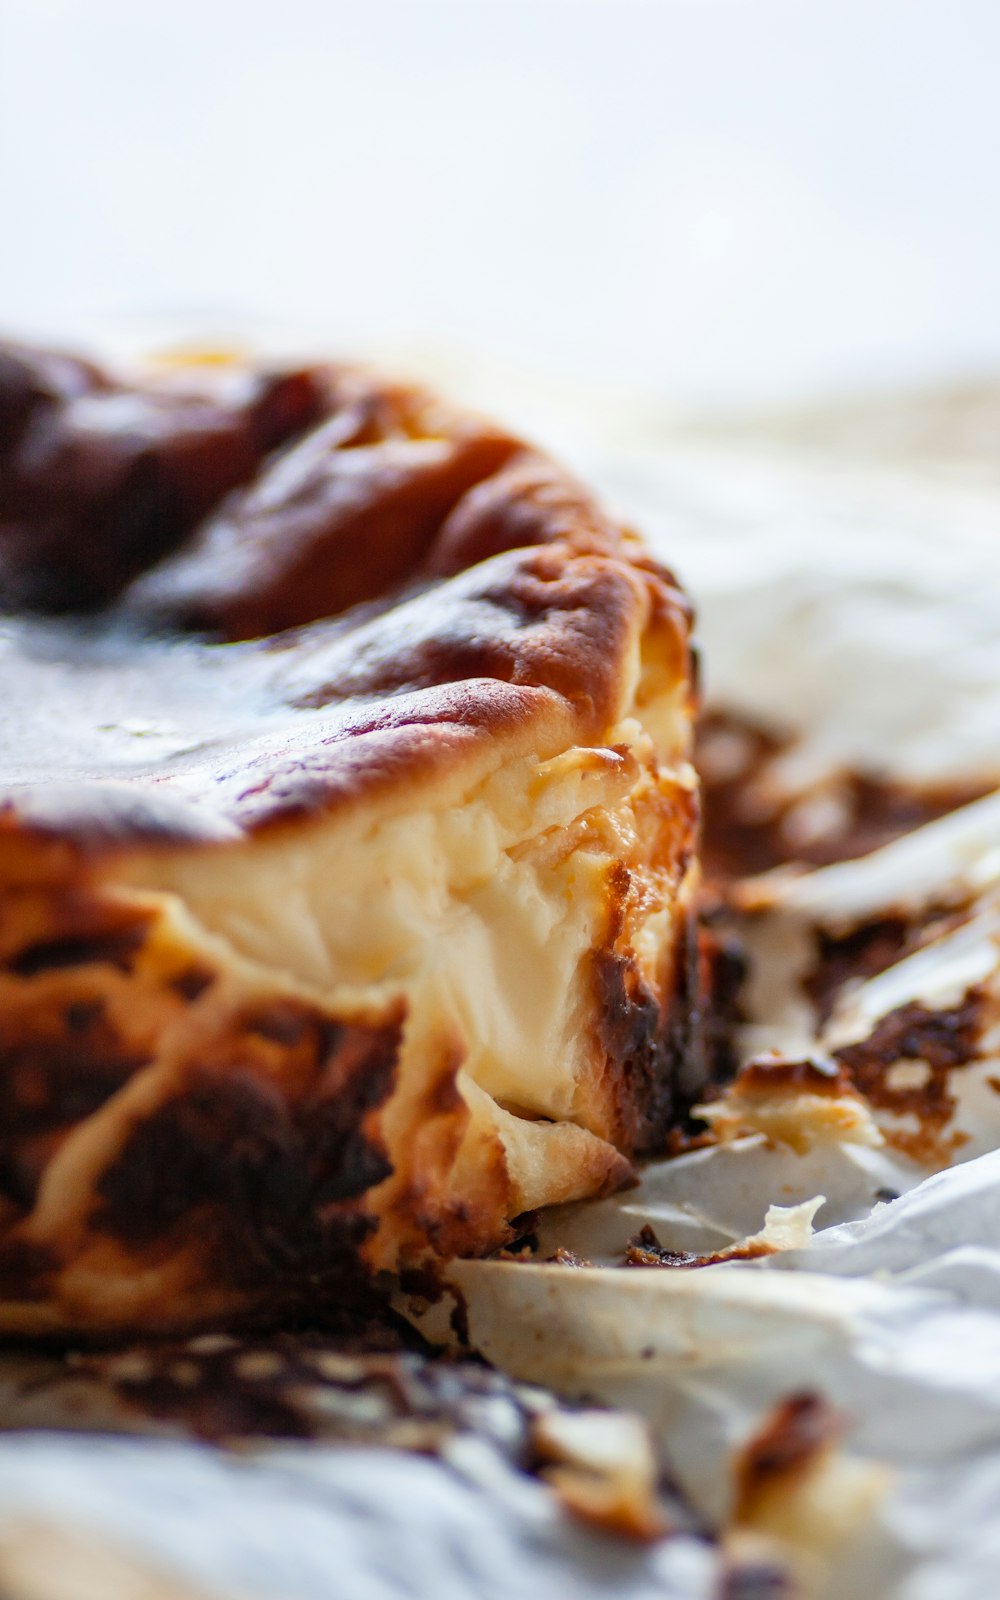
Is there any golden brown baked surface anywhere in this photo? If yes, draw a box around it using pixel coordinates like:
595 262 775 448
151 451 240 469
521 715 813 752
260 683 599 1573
0 341 703 1336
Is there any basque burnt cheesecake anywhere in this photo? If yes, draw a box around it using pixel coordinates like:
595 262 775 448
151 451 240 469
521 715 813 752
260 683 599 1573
0 340 703 1336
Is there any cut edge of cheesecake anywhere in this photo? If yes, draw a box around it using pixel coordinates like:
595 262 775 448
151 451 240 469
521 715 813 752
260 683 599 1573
0 343 703 1336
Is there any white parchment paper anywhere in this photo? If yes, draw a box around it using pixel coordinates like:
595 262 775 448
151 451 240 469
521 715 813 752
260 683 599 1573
433 433 1000 1598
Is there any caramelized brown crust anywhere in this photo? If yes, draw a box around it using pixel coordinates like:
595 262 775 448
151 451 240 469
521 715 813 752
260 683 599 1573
127 378 524 639
0 544 666 848
0 353 692 852
0 340 702 1335
0 342 328 612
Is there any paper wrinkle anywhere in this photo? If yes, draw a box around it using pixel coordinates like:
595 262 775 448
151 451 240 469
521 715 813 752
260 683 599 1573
0 1435 717 1600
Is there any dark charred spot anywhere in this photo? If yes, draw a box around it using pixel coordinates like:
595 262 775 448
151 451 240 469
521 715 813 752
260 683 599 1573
734 1055 854 1099
93 1016 400 1296
697 708 988 882
0 1013 150 1210
593 900 708 1154
738 1393 842 1482
805 905 968 1026
832 991 985 1161
834 772 989 865
712 993 986 1165
0 1238 56 1301
423 1062 464 1117
396 1265 448 1306
729 1394 844 1571
170 965 215 1002
836 994 983 1079
8 922 149 977
500 1217 539 1258
106 1363 313 1441
624 1225 702 1268
622 1222 772 1270
592 947 666 1148
63 999 106 1033
449 1287 470 1347
697 712 789 881
805 916 913 1025
544 1247 593 1268
696 919 746 1086
241 1001 331 1048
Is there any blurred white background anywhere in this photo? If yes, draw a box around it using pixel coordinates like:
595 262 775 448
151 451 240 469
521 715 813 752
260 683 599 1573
2 0 998 410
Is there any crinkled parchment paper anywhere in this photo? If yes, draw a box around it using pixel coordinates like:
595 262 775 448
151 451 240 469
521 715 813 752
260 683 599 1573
5 395 1000 1599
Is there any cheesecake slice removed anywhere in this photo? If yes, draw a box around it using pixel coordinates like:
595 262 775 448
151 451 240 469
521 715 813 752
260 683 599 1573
0 342 703 1335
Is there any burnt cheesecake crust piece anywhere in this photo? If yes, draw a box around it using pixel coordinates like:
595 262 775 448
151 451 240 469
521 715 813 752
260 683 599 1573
0 341 703 1335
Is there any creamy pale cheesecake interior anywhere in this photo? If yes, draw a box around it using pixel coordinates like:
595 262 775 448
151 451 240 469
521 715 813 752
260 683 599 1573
0 341 704 1335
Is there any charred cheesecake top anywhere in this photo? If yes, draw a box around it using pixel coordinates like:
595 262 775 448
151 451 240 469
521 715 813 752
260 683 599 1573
0 342 694 854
